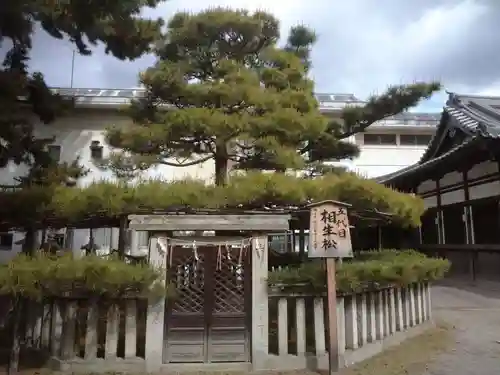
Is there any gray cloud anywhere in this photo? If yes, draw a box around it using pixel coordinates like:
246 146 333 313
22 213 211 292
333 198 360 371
17 0 500 103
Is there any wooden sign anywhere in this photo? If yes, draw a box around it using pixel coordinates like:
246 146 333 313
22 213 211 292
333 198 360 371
308 200 353 258
307 200 354 374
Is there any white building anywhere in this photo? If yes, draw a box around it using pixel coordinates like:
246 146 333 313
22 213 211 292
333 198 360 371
311 93 440 177
346 111 440 178
0 88 439 260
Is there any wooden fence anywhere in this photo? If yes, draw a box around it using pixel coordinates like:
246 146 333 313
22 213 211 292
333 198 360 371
267 283 432 369
19 283 432 372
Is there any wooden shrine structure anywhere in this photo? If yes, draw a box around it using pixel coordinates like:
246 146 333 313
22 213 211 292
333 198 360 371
377 92 500 280
127 213 289 371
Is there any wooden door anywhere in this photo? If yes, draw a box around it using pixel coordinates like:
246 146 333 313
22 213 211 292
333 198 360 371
164 245 250 363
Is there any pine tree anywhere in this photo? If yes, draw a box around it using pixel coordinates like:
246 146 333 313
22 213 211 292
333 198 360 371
105 8 441 184
0 4 165 372
0 0 166 253
0 0 165 178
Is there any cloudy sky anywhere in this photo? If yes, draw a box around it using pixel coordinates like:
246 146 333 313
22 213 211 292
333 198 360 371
24 0 500 112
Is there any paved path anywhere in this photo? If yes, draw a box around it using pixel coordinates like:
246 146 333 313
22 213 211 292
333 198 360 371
424 280 500 375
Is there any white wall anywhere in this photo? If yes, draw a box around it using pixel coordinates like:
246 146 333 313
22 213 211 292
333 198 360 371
0 108 435 260
322 125 433 178
0 109 217 261
351 145 428 178
1 109 216 187
1 109 433 183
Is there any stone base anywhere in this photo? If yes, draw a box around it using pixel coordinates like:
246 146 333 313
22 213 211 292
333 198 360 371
47 322 434 374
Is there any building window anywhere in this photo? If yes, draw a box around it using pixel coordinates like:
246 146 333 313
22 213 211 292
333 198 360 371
363 133 397 145
0 233 13 251
400 134 432 146
47 144 62 162
316 94 333 102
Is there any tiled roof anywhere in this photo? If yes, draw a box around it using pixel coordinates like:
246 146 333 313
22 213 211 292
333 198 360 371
444 105 480 132
445 93 500 137
376 92 500 184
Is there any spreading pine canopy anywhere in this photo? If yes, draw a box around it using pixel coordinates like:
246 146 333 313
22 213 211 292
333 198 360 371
105 8 441 184
0 6 440 234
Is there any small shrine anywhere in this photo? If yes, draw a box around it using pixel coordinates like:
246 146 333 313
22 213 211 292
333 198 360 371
127 212 290 367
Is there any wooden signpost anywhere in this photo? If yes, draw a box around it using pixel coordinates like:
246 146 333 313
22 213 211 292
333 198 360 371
307 200 353 374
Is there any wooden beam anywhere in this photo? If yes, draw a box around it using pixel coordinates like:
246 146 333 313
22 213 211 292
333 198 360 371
419 243 500 252
128 214 291 231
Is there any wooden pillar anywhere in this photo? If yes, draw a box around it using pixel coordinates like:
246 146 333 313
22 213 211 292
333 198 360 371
288 220 296 254
145 236 168 372
298 228 306 259
435 178 444 245
463 170 476 281
251 235 269 371
434 178 449 264
463 170 472 244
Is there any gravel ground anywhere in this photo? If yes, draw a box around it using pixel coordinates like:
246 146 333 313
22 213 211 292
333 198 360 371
335 279 500 375
422 280 500 375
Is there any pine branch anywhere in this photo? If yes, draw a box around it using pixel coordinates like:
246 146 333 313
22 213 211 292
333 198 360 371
338 82 441 139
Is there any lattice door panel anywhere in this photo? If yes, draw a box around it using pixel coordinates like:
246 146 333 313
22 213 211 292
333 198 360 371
168 250 206 314
209 246 250 363
165 245 251 363
166 248 208 363
212 248 248 314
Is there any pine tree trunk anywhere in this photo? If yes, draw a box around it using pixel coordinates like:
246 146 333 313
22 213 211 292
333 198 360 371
214 142 229 186
214 144 230 237
215 157 228 186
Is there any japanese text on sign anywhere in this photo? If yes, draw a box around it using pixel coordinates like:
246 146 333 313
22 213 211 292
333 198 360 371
309 202 353 258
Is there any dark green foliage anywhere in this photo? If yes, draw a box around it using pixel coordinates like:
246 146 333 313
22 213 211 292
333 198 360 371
0 253 169 301
0 171 425 229
339 83 442 139
267 250 450 294
1 2 166 367
105 8 326 184
104 8 441 182
0 0 164 177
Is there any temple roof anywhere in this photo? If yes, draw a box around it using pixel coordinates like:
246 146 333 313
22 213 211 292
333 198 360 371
376 92 500 186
